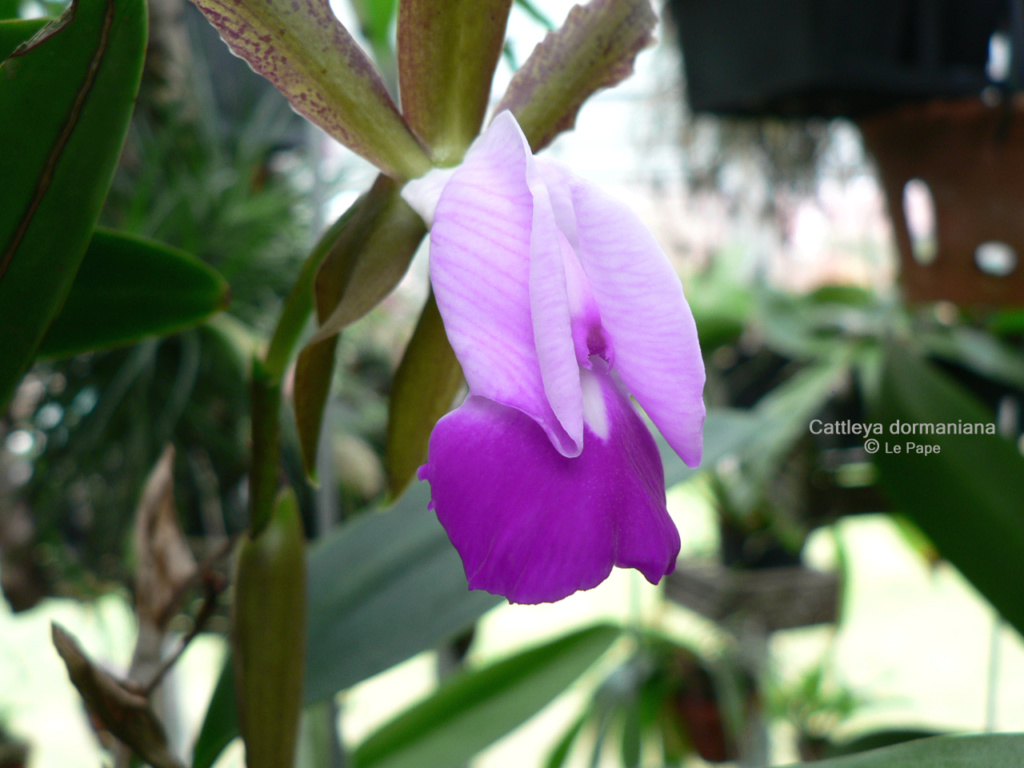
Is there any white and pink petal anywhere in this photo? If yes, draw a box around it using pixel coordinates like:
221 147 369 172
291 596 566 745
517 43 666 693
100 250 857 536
567 174 706 467
424 113 580 456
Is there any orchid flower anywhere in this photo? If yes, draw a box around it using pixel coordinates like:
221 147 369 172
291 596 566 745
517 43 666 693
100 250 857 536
402 111 705 604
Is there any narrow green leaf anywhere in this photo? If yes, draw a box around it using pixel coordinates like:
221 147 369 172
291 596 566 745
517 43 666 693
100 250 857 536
233 488 307 768
293 336 337 483
543 711 588 768
189 0 430 179
921 325 1024 391
36 229 229 359
494 0 655 152
871 342 1024 636
397 0 512 163
514 0 555 31
352 624 620 768
309 175 426 343
385 291 463 497
0 17 48 59
296 175 425 476
777 733 1024 768
192 670 237 768
0 0 147 410
619 699 642 768
191 483 499 768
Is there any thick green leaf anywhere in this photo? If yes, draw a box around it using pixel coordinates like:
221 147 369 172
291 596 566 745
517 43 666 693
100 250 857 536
190 0 429 179
36 229 229 358
0 0 147 410
778 733 1024 768
233 488 306 768
296 175 425 476
494 0 655 152
385 291 463 496
871 342 1024 635
0 17 47 59
397 0 512 163
302 482 498 702
352 624 620 768
191 482 499 768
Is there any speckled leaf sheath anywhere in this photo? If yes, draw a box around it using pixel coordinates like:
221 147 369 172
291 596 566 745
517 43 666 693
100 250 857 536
404 113 705 603
494 0 656 152
190 0 430 179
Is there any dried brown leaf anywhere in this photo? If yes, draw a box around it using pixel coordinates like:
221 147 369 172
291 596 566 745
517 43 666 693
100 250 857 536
52 624 185 768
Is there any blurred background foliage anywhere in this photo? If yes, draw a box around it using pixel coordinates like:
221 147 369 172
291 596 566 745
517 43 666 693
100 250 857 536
3 0 1024 767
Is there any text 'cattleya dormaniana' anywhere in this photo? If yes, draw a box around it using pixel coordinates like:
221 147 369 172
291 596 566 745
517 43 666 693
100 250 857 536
403 112 705 604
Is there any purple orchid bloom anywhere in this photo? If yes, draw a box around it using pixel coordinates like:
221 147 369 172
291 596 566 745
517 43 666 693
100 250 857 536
402 111 705 604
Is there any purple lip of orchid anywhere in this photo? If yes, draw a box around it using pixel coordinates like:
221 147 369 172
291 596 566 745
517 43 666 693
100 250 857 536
402 111 705 605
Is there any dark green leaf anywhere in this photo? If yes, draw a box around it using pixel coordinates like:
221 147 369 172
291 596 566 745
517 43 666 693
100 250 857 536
0 17 48 59
190 0 429 179
494 0 655 152
871 342 1024 635
0 0 21 21
192 670 236 768
397 0 512 163
352 625 620 768
36 229 229 359
191 483 498 768
385 291 463 496
543 711 588 768
778 733 1024 768
0 0 147 410
826 729 942 758
619 698 642 768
